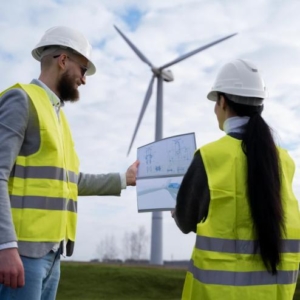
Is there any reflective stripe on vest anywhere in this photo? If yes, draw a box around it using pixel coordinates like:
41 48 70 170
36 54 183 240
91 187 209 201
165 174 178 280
195 236 300 254
12 165 78 184
188 260 299 286
10 195 77 213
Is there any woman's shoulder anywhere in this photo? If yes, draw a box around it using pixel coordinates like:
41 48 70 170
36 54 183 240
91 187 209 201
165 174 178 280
201 135 240 150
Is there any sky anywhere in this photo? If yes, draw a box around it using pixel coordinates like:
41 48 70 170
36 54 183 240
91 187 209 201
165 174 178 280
1 0 300 262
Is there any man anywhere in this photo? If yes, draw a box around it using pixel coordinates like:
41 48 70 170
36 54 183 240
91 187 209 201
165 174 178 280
0 26 139 300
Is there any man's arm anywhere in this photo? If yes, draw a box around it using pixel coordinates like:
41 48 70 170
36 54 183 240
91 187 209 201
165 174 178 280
0 88 29 288
0 89 29 245
77 161 139 196
77 172 122 196
173 151 210 234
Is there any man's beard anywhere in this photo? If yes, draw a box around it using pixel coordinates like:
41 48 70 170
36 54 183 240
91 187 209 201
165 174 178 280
57 71 80 102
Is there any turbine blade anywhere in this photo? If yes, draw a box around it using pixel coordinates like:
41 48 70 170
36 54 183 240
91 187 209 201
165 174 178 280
127 75 156 156
114 25 153 67
159 33 238 70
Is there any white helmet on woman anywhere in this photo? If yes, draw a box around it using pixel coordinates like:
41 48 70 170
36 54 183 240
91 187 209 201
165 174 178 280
32 26 96 76
207 59 267 106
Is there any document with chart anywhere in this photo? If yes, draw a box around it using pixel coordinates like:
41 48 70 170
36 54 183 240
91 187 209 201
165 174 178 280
136 133 196 212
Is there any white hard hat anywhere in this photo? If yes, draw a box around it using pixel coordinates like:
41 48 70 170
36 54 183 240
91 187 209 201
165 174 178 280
207 59 267 105
32 26 96 76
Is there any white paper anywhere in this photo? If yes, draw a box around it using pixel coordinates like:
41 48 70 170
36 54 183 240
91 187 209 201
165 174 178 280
136 133 196 212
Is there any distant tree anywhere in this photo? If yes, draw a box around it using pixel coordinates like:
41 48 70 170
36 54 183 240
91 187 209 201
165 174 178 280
96 235 119 261
122 232 131 260
123 226 148 260
96 226 149 262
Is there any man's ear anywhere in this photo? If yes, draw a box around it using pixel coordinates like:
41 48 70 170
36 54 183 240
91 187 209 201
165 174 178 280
57 54 68 71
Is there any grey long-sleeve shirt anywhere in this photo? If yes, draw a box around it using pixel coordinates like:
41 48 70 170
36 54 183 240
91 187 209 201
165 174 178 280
0 80 122 257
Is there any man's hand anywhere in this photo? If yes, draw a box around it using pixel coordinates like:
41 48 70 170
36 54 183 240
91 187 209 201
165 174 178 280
126 160 140 186
0 248 24 289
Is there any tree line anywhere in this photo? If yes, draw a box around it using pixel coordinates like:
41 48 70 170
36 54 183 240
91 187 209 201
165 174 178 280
96 226 149 261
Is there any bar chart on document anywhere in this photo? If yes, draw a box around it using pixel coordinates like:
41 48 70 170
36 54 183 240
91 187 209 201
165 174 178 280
136 133 196 212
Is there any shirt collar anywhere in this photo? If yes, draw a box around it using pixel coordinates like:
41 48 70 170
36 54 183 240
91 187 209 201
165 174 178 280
30 79 63 107
223 116 250 135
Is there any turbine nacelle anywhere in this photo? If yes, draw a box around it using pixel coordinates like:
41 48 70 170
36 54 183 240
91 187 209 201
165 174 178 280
151 67 174 82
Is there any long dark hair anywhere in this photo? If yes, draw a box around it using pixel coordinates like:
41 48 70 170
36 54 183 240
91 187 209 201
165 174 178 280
220 93 284 275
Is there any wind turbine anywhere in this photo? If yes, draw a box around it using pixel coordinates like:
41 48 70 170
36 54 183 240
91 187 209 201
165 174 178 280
114 25 237 265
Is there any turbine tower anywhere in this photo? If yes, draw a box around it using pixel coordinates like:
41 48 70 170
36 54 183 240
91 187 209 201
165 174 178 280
115 25 237 265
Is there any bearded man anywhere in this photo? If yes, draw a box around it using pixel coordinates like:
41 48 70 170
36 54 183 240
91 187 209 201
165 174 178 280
0 26 139 300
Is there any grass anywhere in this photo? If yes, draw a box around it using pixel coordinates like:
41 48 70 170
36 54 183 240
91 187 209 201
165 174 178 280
57 262 185 300
57 262 300 300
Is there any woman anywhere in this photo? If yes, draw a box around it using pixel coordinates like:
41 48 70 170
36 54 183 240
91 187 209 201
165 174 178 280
173 59 300 300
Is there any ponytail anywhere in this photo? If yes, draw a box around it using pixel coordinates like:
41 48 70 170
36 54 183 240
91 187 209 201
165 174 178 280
221 93 284 274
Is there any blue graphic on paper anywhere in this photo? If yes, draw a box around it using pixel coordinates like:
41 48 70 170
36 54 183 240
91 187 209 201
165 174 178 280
137 134 195 178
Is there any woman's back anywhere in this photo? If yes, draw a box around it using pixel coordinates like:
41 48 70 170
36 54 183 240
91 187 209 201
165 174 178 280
175 59 300 300
182 135 300 300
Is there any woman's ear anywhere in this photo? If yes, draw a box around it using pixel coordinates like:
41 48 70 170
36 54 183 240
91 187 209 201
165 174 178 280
219 95 227 111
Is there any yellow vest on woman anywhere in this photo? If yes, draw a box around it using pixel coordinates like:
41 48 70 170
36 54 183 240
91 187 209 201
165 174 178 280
182 135 300 300
3 83 79 243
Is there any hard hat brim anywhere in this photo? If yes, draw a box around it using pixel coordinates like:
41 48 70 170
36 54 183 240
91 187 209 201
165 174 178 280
207 91 218 102
85 62 96 76
31 46 96 76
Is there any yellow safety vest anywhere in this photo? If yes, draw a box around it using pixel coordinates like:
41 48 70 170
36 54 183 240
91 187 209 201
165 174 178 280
182 135 300 300
2 83 79 243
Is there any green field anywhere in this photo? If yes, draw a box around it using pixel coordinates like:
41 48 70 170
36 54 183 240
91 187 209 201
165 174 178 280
57 262 300 300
